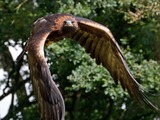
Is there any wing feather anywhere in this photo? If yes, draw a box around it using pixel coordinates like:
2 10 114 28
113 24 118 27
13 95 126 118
77 31 89 46
72 30 84 41
73 17 158 111
90 37 99 58
84 34 95 53
27 18 65 120
29 54 65 120
94 38 104 65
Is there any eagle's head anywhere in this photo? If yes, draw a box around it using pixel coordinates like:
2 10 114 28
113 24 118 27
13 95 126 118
61 19 78 34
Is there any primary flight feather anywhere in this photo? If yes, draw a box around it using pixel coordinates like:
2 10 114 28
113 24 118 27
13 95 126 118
17 13 158 120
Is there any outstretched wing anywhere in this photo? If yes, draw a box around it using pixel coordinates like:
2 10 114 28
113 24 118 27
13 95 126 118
71 17 158 111
17 14 158 120
27 18 65 120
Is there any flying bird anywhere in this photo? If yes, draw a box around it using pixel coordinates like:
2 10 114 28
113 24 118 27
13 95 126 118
17 13 158 120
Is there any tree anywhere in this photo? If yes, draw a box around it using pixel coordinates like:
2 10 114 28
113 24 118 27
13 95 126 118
0 0 160 119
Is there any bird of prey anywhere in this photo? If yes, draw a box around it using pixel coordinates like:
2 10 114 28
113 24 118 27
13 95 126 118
17 13 158 120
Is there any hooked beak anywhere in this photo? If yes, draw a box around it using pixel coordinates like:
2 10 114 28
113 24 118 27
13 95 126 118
64 20 73 26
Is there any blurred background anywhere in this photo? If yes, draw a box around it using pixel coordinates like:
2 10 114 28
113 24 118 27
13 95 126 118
0 0 160 119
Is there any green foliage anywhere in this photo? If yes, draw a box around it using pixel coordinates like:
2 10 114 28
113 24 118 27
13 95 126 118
0 0 160 120
23 104 39 120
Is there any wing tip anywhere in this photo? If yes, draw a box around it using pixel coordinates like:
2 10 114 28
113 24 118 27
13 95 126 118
139 88 160 112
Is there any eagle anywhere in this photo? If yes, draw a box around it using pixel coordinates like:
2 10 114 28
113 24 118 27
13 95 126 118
17 13 158 120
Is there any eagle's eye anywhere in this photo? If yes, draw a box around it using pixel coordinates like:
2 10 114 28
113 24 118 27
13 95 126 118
64 20 74 26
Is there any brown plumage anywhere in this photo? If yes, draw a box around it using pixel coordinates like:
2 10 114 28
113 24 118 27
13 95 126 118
17 13 159 120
